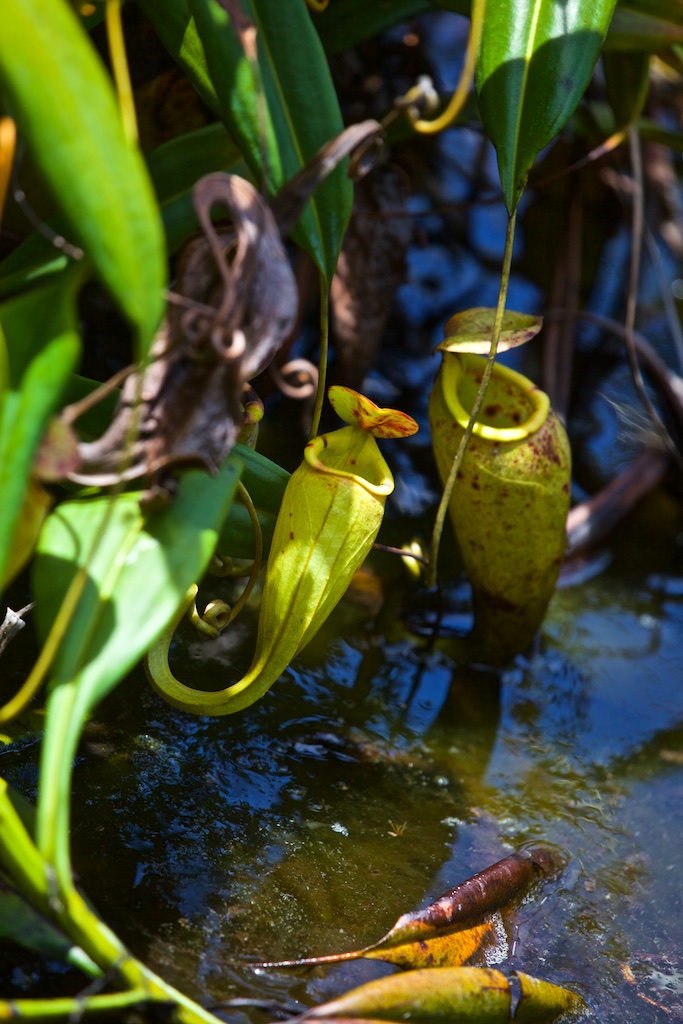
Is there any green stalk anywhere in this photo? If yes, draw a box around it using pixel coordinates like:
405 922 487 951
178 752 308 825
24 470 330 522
0 989 151 1021
309 272 329 440
427 209 518 589
0 781 50 908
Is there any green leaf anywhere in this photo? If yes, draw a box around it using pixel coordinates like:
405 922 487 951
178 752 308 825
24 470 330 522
0 270 82 590
0 124 245 290
606 5 683 48
148 123 242 205
603 51 651 127
150 125 248 254
33 459 240 876
476 0 619 212
0 870 100 977
313 0 432 53
0 0 165 350
135 0 221 115
306 966 585 1023
186 0 352 282
437 308 543 355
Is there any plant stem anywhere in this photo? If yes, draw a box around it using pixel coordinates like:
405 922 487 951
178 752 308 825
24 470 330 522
426 208 517 589
309 273 329 440
0 989 152 1021
105 0 138 145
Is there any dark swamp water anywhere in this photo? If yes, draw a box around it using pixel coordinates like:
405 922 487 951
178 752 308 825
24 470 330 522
3 10 683 1022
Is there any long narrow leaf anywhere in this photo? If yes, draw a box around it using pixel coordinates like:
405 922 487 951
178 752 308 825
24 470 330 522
186 0 352 281
0 870 100 977
0 270 82 589
0 0 165 350
33 459 241 879
476 0 618 211
135 0 221 115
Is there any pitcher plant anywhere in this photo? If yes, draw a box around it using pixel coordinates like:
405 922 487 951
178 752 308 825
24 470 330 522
146 387 418 714
429 350 571 663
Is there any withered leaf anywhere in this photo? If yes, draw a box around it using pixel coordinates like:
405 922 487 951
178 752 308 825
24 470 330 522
69 121 385 493
249 845 565 971
331 164 413 391
170 172 299 382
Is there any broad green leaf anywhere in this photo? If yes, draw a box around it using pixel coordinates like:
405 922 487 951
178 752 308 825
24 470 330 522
148 123 242 205
216 442 288 557
0 247 71 302
437 308 543 355
0 270 82 590
306 966 585 1023
233 443 290 514
476 0 618 212
186 0 352 282
0 0 165 351
33 460 240 876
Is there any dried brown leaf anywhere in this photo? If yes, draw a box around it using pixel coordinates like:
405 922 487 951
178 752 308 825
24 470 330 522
249 845 565 972
331 165 413 390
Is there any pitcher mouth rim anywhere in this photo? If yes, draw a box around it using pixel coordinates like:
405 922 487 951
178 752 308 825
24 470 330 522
442 352 550 441
304 432 395 497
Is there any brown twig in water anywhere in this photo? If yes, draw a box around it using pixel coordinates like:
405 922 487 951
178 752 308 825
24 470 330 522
566 447 669 558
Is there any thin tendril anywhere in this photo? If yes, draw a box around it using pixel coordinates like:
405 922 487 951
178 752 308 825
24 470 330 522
427 208 518 589
410 0 485 135
227 482 263 623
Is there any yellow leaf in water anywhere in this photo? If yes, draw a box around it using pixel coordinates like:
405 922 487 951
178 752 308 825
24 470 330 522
364 919 498 969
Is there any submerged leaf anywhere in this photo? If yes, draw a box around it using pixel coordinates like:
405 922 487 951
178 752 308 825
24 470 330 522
305 966 585 1023
378 847 565 947
437 308 543 355
363 920 498 970
252 846 564 970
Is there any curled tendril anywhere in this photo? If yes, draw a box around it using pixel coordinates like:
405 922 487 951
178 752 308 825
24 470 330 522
270 358 319 400
145 481 263 694
190 597 232 639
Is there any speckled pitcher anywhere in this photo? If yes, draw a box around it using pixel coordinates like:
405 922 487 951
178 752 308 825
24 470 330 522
429 352 571 663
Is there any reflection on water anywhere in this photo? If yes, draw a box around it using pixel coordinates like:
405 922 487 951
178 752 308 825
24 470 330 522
4 530 681 1022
